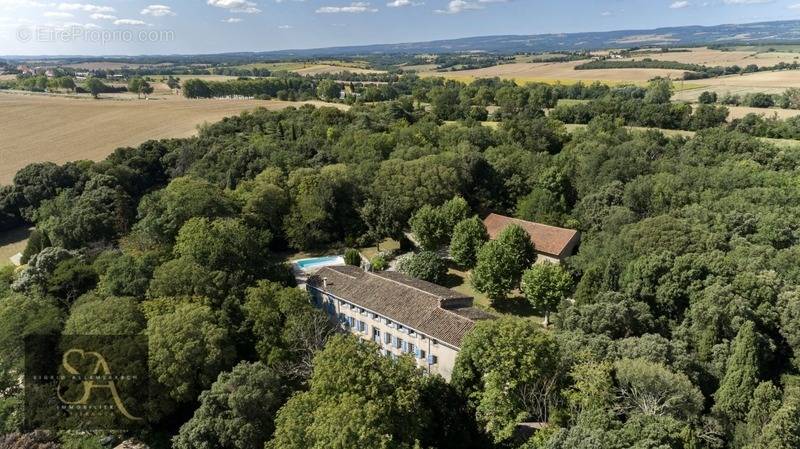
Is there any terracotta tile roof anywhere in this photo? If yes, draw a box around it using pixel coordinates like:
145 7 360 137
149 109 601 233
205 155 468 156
482 213 580 258
307 266 493 347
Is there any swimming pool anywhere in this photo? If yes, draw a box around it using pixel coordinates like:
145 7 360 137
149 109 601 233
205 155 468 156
294 255 345 271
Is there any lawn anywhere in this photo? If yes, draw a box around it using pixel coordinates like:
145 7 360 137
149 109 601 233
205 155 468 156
358 238 401 261
443 263 545 321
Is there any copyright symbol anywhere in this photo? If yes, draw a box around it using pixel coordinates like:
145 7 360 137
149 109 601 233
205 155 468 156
17 26 32 43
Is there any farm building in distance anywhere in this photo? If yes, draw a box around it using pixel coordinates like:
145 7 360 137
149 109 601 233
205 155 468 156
306 265 494 380
483 213 580 264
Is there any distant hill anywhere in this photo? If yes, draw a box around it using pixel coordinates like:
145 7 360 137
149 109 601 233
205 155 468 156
6 19 800 61
258 20 800 57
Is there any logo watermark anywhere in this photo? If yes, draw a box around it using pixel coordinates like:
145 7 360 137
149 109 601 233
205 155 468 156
24 334 150 431
16 25 174 45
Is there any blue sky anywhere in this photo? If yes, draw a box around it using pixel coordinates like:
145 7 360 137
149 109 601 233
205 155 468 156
1 0 800 55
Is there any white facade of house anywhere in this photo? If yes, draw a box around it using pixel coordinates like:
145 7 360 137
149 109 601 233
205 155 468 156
308 284 461 380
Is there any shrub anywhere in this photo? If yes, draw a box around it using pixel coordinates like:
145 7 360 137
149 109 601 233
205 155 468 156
698 91 718 104
343 248 362 266
370 254 388 271
397 251 448 284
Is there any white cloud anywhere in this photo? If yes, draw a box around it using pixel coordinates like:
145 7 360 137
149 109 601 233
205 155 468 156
114 18 148 25
722 0 771 4
57 2 114 12
600 10 611 15
789 2 800 8
278 24 292 28
0 0 50 8
207 0 261 13
221 17 242 22
44 11 74 17
316 2 377 12
387 0 422 6
141 4 175 16
670 1 690 8
89 12 115 19
434 0 482 13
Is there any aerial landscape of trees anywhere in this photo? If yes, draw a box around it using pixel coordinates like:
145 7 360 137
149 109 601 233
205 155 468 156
1 74 800 449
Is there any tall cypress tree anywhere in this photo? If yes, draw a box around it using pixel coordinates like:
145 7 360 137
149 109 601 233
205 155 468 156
713 321 761 424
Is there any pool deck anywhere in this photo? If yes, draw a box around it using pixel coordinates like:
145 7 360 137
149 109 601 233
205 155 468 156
292 255 345 291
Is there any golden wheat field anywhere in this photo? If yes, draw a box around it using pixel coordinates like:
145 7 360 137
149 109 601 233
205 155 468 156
0 92 347 185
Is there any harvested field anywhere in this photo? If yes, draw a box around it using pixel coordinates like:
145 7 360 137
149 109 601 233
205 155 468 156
624 47 800 68
724 105 800 121
691 70 800 89
0 226 31 267
292 64 384 75
232 61 382 75
401 63 440 72
672 70 800 101
672 85 787 101
173 74 243 82
62 62 144 70
421 60 691 84
0 92 347 185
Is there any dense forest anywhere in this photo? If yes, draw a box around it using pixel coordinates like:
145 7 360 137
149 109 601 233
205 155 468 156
1 80 800 449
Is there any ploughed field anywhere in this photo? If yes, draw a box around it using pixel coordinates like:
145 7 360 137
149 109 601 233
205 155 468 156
0 92 346 184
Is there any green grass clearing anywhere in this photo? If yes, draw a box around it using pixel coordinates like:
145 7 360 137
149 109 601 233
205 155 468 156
557 99 591 106
358 238 401 261
443 263 545 321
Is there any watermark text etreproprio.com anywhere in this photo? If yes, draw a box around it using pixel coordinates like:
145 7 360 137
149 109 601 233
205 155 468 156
17 25 175 45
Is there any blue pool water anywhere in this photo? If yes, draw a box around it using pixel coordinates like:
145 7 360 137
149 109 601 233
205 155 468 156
295 255 343 270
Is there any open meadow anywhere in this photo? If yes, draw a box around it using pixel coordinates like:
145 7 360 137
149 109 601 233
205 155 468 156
0 92 347 185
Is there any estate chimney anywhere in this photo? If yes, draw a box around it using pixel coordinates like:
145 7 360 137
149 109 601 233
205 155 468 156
322 277 328 290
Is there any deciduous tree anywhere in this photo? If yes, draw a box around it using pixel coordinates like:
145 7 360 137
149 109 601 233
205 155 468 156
521 262 573 327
